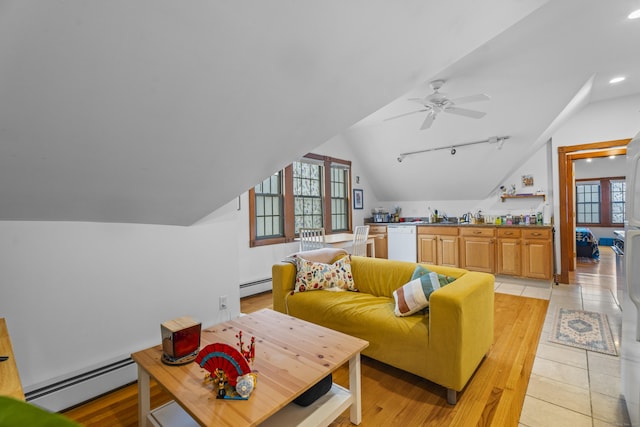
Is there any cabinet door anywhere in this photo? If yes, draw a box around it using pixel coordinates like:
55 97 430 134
460 236 495 273
438 235 459 267
496 238 521 276
418 235 437 264
370 226 388 259
523 239 551 279
374 235 388 259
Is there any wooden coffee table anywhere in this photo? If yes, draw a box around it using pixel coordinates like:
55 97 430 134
132 309 368 426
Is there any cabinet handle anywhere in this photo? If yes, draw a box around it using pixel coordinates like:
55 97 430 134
473 231 482 235
505 232 513 235
531 232 541 236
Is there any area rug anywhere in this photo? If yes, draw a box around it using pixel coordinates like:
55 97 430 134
549 307 617 356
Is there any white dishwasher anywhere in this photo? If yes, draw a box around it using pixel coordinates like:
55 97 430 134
387 224 417 262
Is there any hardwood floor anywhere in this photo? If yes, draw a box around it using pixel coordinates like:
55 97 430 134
62 289 548 426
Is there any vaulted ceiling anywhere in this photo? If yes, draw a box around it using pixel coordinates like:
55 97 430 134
1 0 639 225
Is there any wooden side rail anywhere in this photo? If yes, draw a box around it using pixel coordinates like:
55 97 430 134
0 318 24 400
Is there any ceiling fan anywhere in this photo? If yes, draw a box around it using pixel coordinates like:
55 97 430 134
385 80 490 130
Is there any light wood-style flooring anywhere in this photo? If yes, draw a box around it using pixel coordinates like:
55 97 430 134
62 288 548 426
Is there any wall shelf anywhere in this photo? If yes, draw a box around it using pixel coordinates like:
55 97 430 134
501 194 546 202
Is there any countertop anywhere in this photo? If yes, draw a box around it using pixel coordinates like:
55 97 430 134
367 222 552 228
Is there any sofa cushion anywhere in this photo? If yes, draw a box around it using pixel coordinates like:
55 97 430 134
294 255 356 293
393 265 457 316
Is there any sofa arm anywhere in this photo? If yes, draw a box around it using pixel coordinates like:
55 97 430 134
427 271 495 393
272 262 296 314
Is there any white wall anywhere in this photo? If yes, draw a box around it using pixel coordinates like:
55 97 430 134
0 199 240 390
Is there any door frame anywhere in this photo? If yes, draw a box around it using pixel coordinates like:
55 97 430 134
557 139 629 284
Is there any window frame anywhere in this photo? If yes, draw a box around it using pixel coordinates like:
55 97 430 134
248 153 352 247
575 176 625 227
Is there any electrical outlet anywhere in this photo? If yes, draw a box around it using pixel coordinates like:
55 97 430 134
219 295 228 310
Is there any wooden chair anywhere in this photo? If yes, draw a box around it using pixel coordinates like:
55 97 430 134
351 225 370 257
299 228 326 251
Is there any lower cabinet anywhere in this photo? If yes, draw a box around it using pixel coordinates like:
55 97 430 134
418 226 458 267
369 225 388 259
522 228 552 279
496 228 522 276
415 225 553 281
459 227 495 273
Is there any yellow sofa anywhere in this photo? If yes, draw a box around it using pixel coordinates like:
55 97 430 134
272 255 494 404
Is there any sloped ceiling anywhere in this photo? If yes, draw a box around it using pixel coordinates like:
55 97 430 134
350 0 640 202
0 0 638 225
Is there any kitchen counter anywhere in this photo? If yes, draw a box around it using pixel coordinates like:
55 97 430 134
369 222 552 228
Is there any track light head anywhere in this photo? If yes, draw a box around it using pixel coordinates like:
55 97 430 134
397 156 405 163
450 148 456 155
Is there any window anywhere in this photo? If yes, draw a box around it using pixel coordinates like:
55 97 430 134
330 165 349 232
611 180 626 224
249 154 352 247
576 182 600 224
575 176 625 226
293 161 323 232
254 172 283 239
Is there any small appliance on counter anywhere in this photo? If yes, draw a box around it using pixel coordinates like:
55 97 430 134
371 208 388 223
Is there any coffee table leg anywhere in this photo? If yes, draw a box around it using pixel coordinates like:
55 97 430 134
349 353 362 425
137 366 150 427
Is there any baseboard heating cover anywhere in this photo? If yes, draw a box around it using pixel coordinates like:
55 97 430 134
24 357 137 412
240 277 272 298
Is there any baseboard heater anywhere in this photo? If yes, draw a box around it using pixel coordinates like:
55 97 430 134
24 357 137 412
240 277 272 298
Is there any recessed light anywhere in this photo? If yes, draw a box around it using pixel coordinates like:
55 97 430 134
609 76 626 84
586 158 593 162
629 9 640 19
610 155 616 159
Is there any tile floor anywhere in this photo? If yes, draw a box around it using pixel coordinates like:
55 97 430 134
493 272 629 426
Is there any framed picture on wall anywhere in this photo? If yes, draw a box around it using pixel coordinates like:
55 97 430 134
353 189 363 209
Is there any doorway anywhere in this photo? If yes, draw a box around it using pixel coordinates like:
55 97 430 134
557 139 629 284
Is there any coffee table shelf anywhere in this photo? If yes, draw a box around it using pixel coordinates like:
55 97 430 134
148 383 352 427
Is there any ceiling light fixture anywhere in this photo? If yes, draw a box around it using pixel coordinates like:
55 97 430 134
396 136 510 162
609 76 626 84
629 9 640 19
610 155 616 159
586 158 593 162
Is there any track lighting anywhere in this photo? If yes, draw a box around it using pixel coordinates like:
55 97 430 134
396 135 510 161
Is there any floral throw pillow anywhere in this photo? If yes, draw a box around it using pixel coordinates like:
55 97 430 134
294 255 356 293
393 265 456 317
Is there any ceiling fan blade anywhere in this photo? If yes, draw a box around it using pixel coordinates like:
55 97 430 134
420 112 436 129
448 94 490 104
384 109 428 121
443 106 486 119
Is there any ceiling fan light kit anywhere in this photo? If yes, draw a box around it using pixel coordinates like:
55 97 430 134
385 79 490 130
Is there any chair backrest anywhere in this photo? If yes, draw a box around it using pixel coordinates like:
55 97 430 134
351 225 370 257
299 228 326 251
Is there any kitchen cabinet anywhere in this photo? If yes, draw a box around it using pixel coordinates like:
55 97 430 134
522 228 552 280
418 226 458 267
459 227 495 273
496 228 521 276
369 225 388 259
